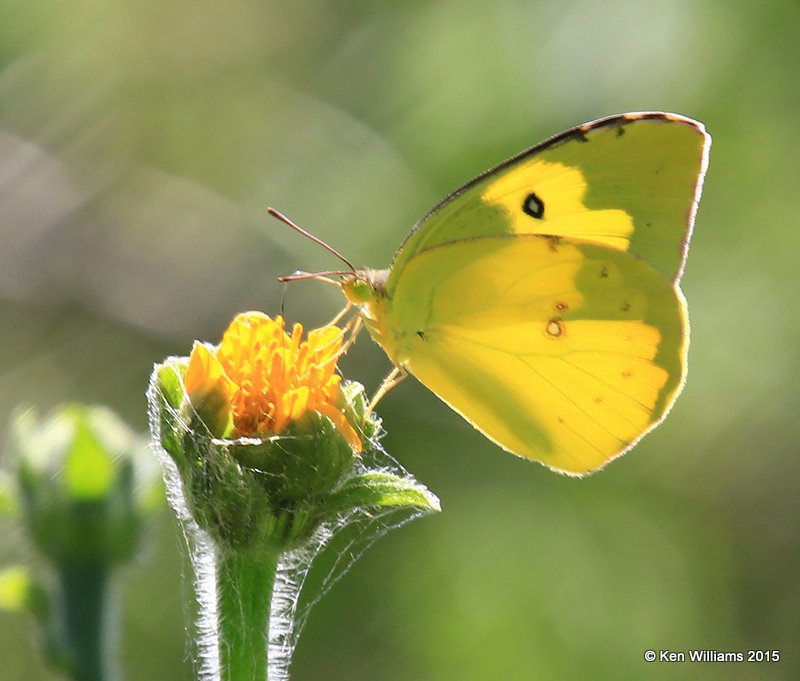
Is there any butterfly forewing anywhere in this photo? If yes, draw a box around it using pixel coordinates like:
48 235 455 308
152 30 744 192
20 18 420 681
389 113 709 286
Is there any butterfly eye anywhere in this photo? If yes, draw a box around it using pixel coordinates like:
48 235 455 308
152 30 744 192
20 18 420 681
522 192 545 219
342 277 374 305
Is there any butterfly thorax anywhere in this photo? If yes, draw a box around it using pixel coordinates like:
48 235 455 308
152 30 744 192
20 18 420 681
340 268 408 364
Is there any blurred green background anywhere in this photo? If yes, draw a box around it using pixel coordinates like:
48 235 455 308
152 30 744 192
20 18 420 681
1 0 798 680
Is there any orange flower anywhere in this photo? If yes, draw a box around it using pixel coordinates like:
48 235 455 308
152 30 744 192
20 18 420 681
184 312 361 451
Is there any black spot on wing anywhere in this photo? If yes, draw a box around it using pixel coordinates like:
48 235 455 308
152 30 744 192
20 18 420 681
523 192 545 219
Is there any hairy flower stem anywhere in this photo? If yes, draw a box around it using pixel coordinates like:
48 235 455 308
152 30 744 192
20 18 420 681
216 548 279 681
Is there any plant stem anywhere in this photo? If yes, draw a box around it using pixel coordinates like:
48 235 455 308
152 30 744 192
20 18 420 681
56 562 115 681
216 548 279 681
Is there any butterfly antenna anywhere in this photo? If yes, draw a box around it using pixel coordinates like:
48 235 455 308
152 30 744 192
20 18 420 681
267 207 356 272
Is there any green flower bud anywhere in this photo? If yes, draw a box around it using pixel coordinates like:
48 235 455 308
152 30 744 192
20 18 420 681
0 566 48 621
9 404 160 566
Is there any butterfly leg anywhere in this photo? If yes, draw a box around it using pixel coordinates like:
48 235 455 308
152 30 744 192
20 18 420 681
340 313 363 355
367 365 407 414
327 301 353 327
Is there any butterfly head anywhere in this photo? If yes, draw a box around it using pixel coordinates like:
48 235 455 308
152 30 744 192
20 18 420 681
340 269 395 356
340 269 389 306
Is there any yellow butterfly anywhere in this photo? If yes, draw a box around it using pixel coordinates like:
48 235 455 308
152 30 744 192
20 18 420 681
277 112 710 476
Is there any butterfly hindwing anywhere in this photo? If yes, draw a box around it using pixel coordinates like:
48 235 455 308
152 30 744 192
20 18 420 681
379 234 686 475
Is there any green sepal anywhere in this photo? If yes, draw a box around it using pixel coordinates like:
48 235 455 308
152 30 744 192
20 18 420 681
326 471 441 515
155 361 189 471
229 412 356 501
64 415 116 500
169 410 362 553
338 381 379 443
